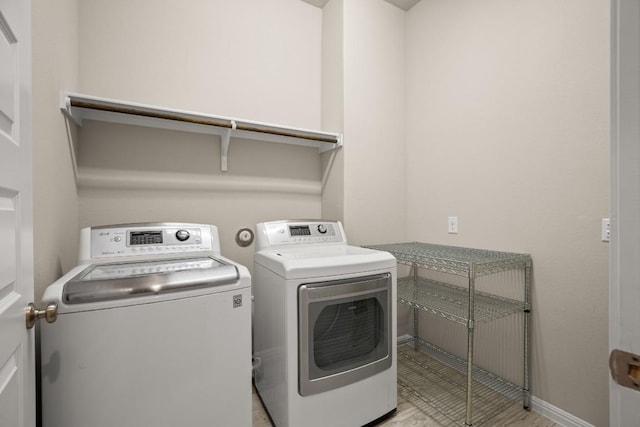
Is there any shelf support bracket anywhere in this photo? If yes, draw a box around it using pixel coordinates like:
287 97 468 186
60 93 82 126
220 121 236 172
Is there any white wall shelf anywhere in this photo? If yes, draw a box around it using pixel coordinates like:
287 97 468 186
60 91 343 172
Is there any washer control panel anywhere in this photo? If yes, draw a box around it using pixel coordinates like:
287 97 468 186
86 223 214 260
260 220 345 247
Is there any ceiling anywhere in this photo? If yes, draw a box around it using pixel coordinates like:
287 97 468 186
383 0 421 11
301 0 421 12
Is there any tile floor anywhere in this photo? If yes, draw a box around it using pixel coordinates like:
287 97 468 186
252 385 560 427
252 345 561 427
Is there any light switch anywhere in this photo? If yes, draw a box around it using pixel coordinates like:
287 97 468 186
602 218 611 242
448 216 458 234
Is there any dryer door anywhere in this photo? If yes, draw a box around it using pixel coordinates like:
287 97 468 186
298 273 392 396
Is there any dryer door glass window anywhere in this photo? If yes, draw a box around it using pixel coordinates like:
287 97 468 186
298 273 392 396
313 296 383 369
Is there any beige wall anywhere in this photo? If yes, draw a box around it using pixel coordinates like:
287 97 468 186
74 0 326 270
342 0 407 246
405 1 610 425
32 0 80 303
30 0 610 424
321 0 407 246
320 0 345 223
78 0 321 128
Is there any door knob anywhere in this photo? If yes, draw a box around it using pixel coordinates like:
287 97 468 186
25 302 58 330
610 349 640 391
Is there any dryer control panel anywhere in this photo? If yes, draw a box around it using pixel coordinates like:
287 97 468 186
256 220 346 249
80 223 217 261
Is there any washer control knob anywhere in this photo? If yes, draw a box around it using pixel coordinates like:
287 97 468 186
317 224 327 234
175 230 190 242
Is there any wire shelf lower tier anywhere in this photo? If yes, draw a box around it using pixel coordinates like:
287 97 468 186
398 340 523 426
398 276 525 324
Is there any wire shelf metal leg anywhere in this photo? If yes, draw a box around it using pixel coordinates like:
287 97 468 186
523 261 532 410
465 264 476 426
413 264 420 351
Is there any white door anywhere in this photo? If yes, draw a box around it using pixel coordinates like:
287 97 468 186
0 0 35 426
610 1 640 426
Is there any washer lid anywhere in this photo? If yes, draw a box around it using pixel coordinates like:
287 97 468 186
62 257 239 304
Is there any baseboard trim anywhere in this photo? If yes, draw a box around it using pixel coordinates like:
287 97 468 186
397 334 413 345
530 396 595 427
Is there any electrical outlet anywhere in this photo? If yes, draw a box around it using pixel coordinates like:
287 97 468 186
602 218 611 242
448 216 458 234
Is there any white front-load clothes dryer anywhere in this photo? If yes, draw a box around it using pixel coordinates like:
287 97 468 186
40 223 252 427
253 220 397 427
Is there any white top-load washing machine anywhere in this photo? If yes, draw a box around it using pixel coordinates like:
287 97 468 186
253 220 397 427
40 222 251 427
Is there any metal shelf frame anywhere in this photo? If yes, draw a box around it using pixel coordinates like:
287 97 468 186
398 340 522 427
397 276 525 324
368 242 530 277
366 242 532 426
